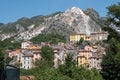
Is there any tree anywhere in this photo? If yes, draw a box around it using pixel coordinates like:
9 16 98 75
30 33 66 44
41 45 54 66
34 59 50 70
0 49 4 70
107 2 120 27
65 54 76 68
0 49 4 80
101 38 120 79
77 37 84 45
101 3 120 79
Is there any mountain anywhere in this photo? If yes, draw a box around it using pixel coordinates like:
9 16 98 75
43 7 102 37
0 6 103 41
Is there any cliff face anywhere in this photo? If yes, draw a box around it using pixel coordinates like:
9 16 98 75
0 6 102 41
43 7 101 37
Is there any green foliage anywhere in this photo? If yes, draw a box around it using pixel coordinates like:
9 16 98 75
41 45 54 67
16 17 33 30
0 16 44 34
31 15 44 27
107 2 120 27
102 27 120 41
41 45 54 61
0 38 21 70
34 68 72 80
21 53 102 80
6 57 12 65
0 38 21 50
35 60 50 70
31 33 66 44
101 38 120 80
77 37 84 45
101 44 120 79
0 49 4 69
101 3 120 79
65 54 76 68
58 54 103 80
20 69 35 76
1 25 17 33
58 65 103 80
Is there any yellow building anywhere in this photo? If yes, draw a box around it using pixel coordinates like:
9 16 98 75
70 32 108 42
77 50 92 66
70 34 90 42
77 55 88 66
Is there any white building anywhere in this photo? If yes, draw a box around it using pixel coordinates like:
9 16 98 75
21 41 32 49
21 53 33 69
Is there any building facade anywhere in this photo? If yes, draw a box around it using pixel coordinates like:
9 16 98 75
70 32 108 42
21 53 33 69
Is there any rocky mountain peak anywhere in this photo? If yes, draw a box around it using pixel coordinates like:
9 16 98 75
0 6 103 41
85 8 100 19
63 6 101 36
65 6 84 15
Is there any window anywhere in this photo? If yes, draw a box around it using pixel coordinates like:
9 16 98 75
80 61 82 63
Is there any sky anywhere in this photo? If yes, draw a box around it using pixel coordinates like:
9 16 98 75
0 0 119 23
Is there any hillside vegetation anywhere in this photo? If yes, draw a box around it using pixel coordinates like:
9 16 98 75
30 33 66 44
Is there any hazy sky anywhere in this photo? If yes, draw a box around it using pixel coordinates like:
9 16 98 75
0 0 119 23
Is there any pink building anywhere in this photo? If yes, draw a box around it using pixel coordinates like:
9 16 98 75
77 50 92 60
33 51 41 62
53 48 60 69
6 49 21 58
88 55 102 70
84 45 97 52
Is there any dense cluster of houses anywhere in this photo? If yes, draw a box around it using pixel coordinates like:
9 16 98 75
5 41 42 69
5 40 106 70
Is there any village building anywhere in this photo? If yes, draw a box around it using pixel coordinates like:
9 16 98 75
77 50 92 66
53 48 60 69
5 49 21 58
5 40 106 70
21 53 33 69
70 32 108 42
77 55 88 66
21 41 33 49
88 54 102 70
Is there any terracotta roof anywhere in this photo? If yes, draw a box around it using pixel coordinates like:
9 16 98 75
70 34 86 35
95 49 105 53
10 49 21 54
33 52 41 54
78 55 87 59
91 32 108 35
89 56 97 59
23 48 41 51
5 50 12 53
28 45 40 50
70 32 108 36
